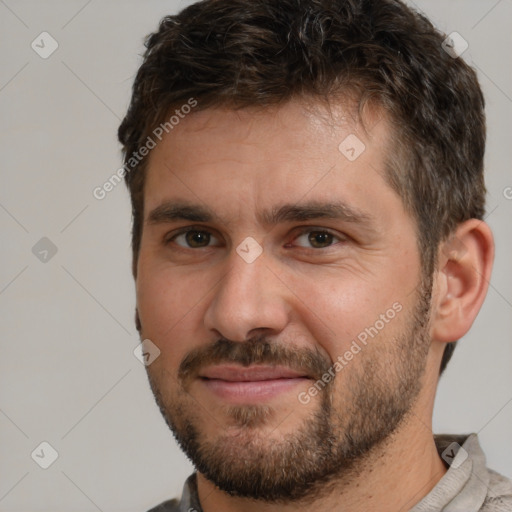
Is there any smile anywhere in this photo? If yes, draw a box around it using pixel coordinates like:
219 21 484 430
198 365 310 402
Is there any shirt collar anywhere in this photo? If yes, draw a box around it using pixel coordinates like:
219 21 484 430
178 473 202 512
411 433 489 512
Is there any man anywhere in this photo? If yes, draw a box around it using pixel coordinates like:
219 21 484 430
118 0 512 510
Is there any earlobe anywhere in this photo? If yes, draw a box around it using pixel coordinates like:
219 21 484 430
431 219 494 343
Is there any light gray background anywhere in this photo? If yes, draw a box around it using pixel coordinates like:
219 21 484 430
0 1 511 511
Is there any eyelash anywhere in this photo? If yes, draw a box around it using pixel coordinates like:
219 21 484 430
165 226 222 248
165 226 346 250
288 227 346 249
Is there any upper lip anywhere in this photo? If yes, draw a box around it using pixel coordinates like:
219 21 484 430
199 365 309 382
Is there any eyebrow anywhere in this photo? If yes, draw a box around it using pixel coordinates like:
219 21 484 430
262 201 372 225
148 202 215 224
147 200 373 228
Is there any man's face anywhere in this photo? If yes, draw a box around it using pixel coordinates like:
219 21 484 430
136 100 432 501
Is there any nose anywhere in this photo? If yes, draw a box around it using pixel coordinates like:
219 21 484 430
203 248 290 342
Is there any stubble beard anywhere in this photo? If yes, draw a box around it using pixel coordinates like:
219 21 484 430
145 278 433 503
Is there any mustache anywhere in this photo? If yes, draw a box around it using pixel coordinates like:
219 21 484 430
178 335 333 386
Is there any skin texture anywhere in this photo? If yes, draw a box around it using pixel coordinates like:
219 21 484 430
135 99 494 512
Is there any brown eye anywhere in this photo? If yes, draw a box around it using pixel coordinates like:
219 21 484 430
293 229 341 249
169 229 221 248
185 230 211 247
308 231 334 248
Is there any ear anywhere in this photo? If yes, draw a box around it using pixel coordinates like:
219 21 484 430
431 219 494 342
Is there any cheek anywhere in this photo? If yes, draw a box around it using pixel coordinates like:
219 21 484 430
136 263 207 361
288 270 410 361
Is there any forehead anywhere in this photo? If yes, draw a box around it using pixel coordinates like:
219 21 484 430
142 99 400 225
148 98 385 162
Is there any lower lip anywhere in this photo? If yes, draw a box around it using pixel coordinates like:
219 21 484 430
200 377 309 402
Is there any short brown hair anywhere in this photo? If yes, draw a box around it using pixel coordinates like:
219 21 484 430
118 0 486 375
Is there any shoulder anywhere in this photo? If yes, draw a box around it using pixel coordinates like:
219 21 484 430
146 498 181 512
481 469 512 512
